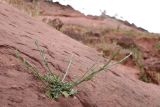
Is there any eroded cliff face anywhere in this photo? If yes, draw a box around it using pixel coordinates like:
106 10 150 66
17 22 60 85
0 2 160 107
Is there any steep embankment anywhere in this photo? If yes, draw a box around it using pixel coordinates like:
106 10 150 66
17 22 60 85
0 2 160 107
37 0 146 31
37 1 160 84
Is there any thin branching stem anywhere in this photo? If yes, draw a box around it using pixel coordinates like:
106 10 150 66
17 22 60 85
16 50 47 86
73 61 98 84
35 41 53 75
73 50 120 86
107 52 132 68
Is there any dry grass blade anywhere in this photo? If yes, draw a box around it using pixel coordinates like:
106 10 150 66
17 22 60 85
62 53 74 82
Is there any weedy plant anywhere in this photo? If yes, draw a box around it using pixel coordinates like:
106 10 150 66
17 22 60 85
16 41 132 99
5 0 40 16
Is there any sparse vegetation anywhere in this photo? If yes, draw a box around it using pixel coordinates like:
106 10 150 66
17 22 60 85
59 23 160 84
154 42 160 50
6 0 160 86
47 18 64 30
31 0 40 16
61 24 92 42
16 41 132 99
130 47 160 84
130 47 149 82
96 42 129 61
4 0 40 16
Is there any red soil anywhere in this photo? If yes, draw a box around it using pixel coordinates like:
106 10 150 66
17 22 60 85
0 1 160 107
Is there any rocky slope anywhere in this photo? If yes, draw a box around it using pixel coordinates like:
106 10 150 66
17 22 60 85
0 1 160 107
36 0 160 84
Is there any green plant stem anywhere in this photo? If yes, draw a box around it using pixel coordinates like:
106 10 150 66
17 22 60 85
35 41 53 75
107 52 132 68
72 50 120 87
16 51 47 86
